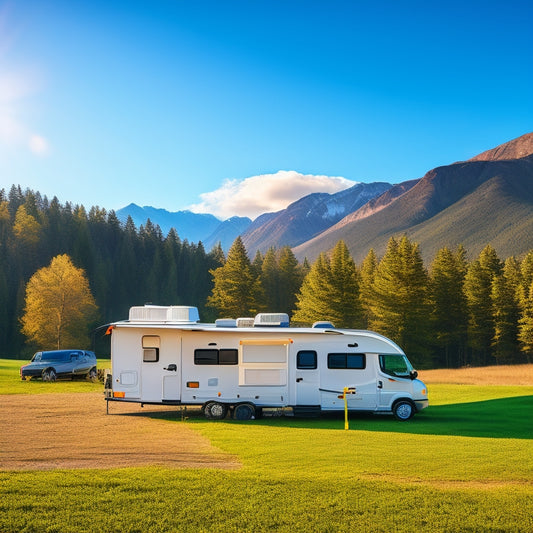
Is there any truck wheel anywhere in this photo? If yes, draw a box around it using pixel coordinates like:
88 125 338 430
42 369 57 382
205 402 228 420
87 368 97 382
233 403 255 420
393 400 414 421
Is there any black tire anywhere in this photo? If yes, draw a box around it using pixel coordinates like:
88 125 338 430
233 403 255 420
42 369 57 382
204 402 228 420
393 400 415 421
87 367 98 382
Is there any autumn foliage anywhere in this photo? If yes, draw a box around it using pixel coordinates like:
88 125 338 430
21 255 98 349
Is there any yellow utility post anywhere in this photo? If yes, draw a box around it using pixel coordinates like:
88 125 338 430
343 387 356 430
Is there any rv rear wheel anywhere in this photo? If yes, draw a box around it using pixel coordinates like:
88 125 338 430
393 400 415 421
204 402 228 420
233 403 255 420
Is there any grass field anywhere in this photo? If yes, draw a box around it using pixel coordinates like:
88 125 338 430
1 360 532 532
0 358 110 394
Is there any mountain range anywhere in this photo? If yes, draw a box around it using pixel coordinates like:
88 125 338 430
117 132 533 263
294 132 533 263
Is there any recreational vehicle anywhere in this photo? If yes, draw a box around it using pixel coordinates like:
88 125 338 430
105 305 428 421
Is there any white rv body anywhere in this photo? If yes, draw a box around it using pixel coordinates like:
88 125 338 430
106 305 429 420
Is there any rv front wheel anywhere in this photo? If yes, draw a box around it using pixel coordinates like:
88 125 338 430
233 403 255 420
393 400 415 421
205 402 228 420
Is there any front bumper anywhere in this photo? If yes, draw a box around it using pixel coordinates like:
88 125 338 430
415 399 429 412
21 368 42 378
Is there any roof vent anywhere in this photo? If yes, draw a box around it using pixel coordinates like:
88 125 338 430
215 318 237 328
254 313 290 328
312 321 336 329
236 317 255 328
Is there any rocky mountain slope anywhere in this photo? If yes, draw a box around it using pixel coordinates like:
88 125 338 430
241 181 392 253
293 133 533 263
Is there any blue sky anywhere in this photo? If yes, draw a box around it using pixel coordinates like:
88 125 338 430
1 0 532 219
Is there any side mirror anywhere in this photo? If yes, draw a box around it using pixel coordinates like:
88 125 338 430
410 370 418 380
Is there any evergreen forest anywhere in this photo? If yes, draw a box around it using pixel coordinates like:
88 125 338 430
1 185 533 369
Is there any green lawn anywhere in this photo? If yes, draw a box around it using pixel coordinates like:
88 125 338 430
0 358 109 394
1 358 532 532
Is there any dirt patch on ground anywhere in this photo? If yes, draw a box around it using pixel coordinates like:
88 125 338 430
0 393 240 471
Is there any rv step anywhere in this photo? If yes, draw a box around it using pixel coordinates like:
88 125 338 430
292 405 321 417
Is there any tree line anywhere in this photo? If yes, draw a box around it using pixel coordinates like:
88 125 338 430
2 185 532 368
210 236 533 368
0 186 223 356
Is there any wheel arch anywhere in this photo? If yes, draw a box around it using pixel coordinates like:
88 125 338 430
392 397 416 421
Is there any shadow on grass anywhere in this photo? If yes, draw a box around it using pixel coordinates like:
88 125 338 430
138 395 533 440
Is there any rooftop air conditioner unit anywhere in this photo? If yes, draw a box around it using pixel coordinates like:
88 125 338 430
254 313 290 328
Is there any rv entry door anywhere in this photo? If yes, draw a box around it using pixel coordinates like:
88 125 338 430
295 350 320 405
140 334 181 402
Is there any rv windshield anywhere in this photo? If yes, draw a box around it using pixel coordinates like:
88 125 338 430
379 354 414 379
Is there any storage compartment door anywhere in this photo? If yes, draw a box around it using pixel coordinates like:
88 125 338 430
238 341 289 386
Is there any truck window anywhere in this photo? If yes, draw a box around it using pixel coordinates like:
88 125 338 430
379 354 411 378
327 353 365 369
297 351 317 369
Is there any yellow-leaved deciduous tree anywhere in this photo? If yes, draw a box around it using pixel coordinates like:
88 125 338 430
21 254 99 349
13 205 41 245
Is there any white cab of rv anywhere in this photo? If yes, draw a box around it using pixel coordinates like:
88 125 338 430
105 305 428 421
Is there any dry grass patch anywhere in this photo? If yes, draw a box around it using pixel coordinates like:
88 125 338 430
0 392 239 471
419 363 533 385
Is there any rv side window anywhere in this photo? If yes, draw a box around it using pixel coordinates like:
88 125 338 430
142 335 161 363
219 349 238 365
194 349 238 365
143 348 159 362
327 353 365 369
195 349 218 365
297 351 317 369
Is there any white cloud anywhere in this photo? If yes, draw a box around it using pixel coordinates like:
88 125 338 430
28 134 49 156
187 170 356 220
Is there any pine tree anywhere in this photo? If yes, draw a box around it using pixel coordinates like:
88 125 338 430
277 246 302 317
520 251 533 310
518 280 533 359
261 247 280 311
359 248 378 328
429 246 468 367
207 237 262 317
292 253 334 325
464 245 502 365
328 241 363 328
491 266 521 363
368 236 431 367
251 250 263 278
